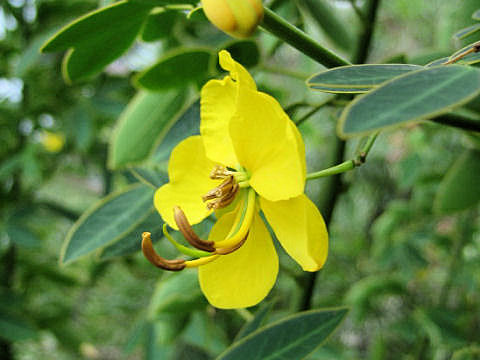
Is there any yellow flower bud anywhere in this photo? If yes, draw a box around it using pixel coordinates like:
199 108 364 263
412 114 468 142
202 0 263 39
41 131 65 153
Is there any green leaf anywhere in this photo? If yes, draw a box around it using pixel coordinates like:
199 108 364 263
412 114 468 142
99 210 163 260
434 149 480 214
148 272 205 315
307 64 422 93
41 1 152 82
217 308 348 360
108 89 187 169
135 49 213 91
339 65 480 136
5 223 41 248
473 9 480 21
221 40 261 69
130 166 168 188
152 100 200 162
141 9 179 42
454 23 480 40
0 311 38 342
234 301 274 341
61 184 155 264
298 0 352 51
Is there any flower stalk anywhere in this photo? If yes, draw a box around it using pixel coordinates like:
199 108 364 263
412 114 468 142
260 7 350 68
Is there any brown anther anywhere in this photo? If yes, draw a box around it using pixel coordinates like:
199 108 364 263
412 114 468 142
173 207 215 252
206 184 238 210
141 232 185 271
214 232 249 255
210 165 231 179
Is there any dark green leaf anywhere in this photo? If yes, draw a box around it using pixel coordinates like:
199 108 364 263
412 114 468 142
0 311 38 342
454 23 480 40
339 65 480 136
61 184 155 264
152 100 200 162
235 301 274 341
130 166 168 188
141 9 179 42
108 90 187 169
135 49 213 91
5 223 41 248
41 1 152 82
99 210 163 259
434 149 480 213
307 64 422 93
221 40 261 69
217 308 348 360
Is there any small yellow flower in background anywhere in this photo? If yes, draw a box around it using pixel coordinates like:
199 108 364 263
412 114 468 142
202 0 263 38
143 50 328 309
41 130 65 153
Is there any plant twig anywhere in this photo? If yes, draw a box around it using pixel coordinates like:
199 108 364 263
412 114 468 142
260 7 351 68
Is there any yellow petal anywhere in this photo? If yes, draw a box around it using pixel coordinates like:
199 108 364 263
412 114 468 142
198 211 278 309
260 194 328 271
154 136 219 229
218 50 256 90
230 88 305 201
200 77 239 166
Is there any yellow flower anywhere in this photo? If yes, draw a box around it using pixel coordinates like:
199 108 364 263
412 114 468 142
41 131 65 153
144 50 328 309
202 0 264 39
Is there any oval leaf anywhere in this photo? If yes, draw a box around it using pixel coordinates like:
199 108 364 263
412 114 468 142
339 65 480 136
99 210 162 260
234 301 274 341
454 23 480 40
41 1 152 82
434 149 480 214
135 49 213 91
141 9 179 42
217 308 348 360
307 64 422 93
108 89 187 169
61 184 154 264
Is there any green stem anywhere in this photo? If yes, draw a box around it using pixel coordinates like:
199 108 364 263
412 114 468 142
295 97 336 126
260 7 351 68
306 160 355 180
306 132 378 180
163 225 212 258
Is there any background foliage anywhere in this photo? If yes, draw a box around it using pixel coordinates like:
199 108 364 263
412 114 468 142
1 0 479 359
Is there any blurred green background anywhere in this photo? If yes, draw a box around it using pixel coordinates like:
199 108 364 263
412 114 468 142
1 0 479 359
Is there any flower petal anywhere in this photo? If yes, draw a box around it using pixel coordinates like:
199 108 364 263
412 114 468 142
154 136 219 229
198 211 278 309
218 50 256 90
230 88 305 201
200 77 239 166
260 194 328 271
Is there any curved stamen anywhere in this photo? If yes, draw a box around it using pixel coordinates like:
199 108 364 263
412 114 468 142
214 188 256 249
214 231 249 255
141 232 185 271
184 254 220 268
162 224 212 258
174 206 215 252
